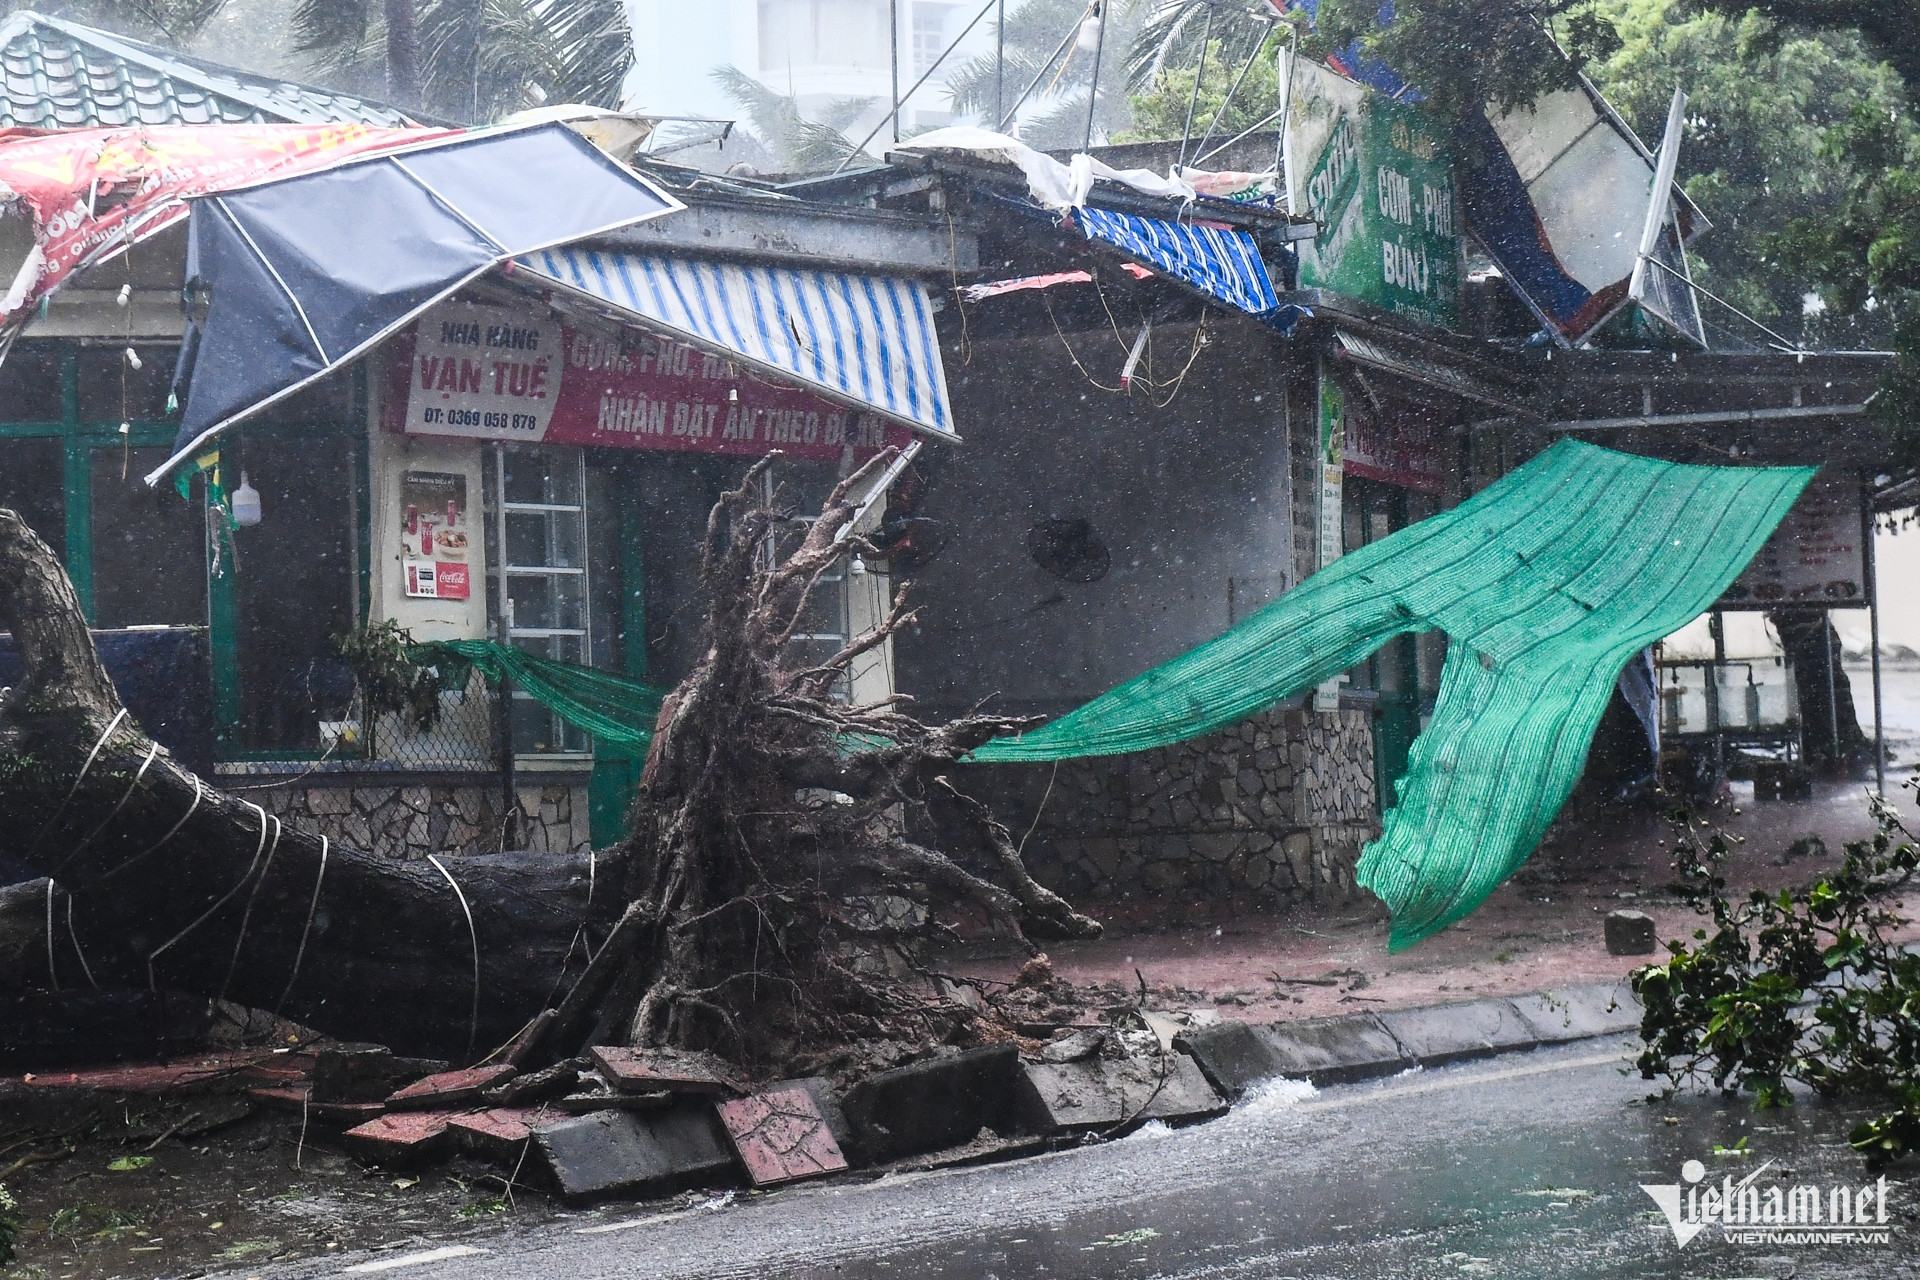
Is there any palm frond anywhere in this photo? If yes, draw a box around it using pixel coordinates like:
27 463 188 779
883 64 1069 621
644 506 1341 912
711 64 866 173
1125 0 1278 90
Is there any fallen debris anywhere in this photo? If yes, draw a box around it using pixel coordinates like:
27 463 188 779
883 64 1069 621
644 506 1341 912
716 1087 849 1186
531 1106 736 1203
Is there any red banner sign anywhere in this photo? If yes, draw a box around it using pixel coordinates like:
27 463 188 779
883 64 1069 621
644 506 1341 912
0 123 455 323
1343 396 1445 494
383 297 910 462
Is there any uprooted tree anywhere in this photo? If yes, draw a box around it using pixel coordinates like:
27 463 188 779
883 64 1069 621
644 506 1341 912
0 448 1096 1070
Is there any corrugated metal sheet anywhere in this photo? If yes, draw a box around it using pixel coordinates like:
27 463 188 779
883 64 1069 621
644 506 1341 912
518 246 957 440
967 441 1814 949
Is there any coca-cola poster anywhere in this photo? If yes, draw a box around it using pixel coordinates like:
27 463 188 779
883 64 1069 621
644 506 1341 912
400 470 471 601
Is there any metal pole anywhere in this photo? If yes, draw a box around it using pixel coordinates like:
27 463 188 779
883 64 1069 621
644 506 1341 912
1277 22 1299 213
1709 610 1725 782
1192 18 1276 164
835 0 1001 174
997 11 1085 133
1824 613 1840 767
1866 491 1885 794
493 443 517 849
1082 1 1106 151
995 0 1005 127
890 0 902 144
1177 6 1216 171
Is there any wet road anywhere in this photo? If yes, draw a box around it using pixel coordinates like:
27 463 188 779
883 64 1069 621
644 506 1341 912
266 1038 1915 1280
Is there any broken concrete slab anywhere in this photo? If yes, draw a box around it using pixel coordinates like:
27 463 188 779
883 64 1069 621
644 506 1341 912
341 1110 457 1164
1604 909 1658 956
531 1105 737 1203
1509 982 1642 1043
1376 1000 1539 1066
588 1047 738 1097
481 1061 579 1107
386 1065 517 1111
841 1044 1022 1163
555 1078 674 1114
716 1086 849 1186
246 1087 384 1126
312 1044 448 1103
1180 1015 1412 1095
1039 1028 1106 1063
447 1106 560 1164
1016 1052 1226 1133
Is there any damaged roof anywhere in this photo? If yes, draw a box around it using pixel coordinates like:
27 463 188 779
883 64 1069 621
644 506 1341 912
0 11 425 129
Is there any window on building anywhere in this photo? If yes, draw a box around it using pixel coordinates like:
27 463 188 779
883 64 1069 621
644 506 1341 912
765 468 854 701
759 0 889 72
0 437 65 562
225 434 357 752
486 445 591 755
912 3 956 76
90 446 208 629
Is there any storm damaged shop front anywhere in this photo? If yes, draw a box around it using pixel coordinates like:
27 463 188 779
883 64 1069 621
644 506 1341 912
0 16 968 869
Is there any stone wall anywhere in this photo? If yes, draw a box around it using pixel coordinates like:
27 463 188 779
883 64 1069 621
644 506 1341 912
255 779 591 861
969 706 1379 908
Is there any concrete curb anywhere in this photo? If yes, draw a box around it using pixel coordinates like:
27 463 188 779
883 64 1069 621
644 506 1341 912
1179 980 1642 1097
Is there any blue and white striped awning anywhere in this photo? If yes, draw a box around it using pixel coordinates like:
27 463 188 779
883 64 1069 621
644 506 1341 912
1071 206 1294 329
516 247 956 439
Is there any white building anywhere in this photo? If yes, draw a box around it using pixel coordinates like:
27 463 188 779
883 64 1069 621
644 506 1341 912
621 0 1001 154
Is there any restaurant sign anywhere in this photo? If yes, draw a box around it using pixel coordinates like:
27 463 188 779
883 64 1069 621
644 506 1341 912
1287 59 1460 330
387 298 908 462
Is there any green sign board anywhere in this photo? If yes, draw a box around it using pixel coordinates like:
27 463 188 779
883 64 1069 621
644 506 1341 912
1295 90 1460 330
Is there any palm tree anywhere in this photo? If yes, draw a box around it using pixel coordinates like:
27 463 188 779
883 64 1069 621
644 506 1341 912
1 1 232 44
290 0 630 121
710 66 873 174
943 0 1151 149
1124 0 1280 93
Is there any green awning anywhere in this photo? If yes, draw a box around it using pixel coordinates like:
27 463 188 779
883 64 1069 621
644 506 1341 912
967 440 1813 949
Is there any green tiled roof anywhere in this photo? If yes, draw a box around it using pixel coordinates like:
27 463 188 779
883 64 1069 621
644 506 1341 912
0 11 429 129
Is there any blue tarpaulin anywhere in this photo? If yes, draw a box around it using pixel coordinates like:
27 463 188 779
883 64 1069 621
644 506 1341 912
1049 204 1308 334
145 122 681 485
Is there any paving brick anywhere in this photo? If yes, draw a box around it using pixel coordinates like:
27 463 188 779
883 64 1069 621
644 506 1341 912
716 1087 849 1186
246 1086 384 1125
447 1107 560 1164
841 1044 1022 1162
1509 982 1642 1043
531 1105 737 1203
771 1077 854 1152
1376 1000 1539 1066
481 1061 579 1107
341 1110 457 1164
312 1044 448 1103
588 1047 738 1096
1016 1052 1226 1133
386 1065 517 1110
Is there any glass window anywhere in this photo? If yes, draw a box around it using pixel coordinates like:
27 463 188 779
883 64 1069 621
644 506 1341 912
78 344 178 423
0 438 66 563
913 3 956 75
759 0 889 72
227 435 356 752
0 343 64 422
91 445 207 628
487 445 591 755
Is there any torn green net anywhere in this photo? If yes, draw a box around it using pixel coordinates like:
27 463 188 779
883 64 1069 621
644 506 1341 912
966 441 1813 949
410 639 667 749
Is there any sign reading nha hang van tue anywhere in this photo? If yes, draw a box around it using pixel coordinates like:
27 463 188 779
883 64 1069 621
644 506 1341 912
1288 60 1460 330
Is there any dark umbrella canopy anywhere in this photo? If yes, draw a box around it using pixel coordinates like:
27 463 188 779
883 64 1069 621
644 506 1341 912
148 122 681 485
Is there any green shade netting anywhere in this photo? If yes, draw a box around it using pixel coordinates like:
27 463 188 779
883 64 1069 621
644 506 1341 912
966 440 1813 950
410 640 668 749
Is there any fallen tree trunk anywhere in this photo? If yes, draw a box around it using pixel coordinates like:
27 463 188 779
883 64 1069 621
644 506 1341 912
0 510 611 1060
